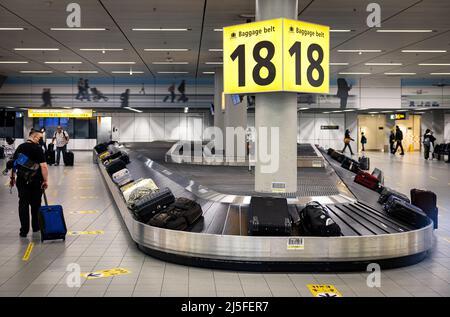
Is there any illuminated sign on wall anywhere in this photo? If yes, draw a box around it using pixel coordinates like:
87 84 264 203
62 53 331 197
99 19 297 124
389 113 406 120
28 108 93 118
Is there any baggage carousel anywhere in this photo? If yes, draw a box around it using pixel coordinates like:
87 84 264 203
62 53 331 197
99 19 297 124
97 142 434 272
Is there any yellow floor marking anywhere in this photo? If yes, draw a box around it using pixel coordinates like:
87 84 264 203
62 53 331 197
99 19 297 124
81 268 130 280
22 242 34 261
68 230 104 236
70 210 99 215
76 186 94 190
307 284 343 297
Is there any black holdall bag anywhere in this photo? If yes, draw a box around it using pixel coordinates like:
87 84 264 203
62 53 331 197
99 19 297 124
148 209 188 231
130 188 175 223
104 152 130 166
170 197 203 225
410 188 438 229
101 150 122 162
327 148 335 156
105 158 127 176
341 157 360 173
298 201 341 237
378 187 410 205
248 196 292 236
94 142 108 154
384 196 428 228
330 151 345 163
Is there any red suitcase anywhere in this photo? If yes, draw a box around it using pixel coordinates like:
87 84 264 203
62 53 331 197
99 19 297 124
410 189 438 229
354 171 382 192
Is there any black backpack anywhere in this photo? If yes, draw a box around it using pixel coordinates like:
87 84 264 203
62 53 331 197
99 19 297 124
299 201 342 237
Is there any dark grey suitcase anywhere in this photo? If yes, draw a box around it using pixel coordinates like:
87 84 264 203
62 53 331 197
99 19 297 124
248 197 292 236
384 196 428 228
131 188 175 223
378 187 410 204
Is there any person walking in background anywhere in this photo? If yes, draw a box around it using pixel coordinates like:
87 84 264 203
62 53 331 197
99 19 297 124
41 88 52 107
423 129 436 160
38 127 47 152
139 83 146 95
163 83 176 103
75 78 84 100
336 78 352 109
10 129 49 237
2 137 15 175
342 129 355 155
52 126 69 166
83 79 91 101
120 89 130 108
360 132 367 152
393 125 405 156
177 80 188 102
389 130 396 154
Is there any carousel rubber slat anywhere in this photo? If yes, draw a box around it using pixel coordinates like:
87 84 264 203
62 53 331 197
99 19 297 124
333 204 387 235
221 205 241 235
240 205 249 236
355 201 415 232
204 203 230 234
322 206 360 236
338 204 391 234
325 205 374 236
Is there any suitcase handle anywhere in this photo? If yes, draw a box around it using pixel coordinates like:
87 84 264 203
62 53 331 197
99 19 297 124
43 191 49 207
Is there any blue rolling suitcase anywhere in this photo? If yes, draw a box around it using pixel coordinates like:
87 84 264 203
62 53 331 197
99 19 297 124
38 192 67 242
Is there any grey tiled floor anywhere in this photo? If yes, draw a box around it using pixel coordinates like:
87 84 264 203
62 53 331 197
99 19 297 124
0 150 449 297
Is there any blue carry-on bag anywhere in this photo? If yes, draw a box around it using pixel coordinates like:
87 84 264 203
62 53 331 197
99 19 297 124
38 191 67 242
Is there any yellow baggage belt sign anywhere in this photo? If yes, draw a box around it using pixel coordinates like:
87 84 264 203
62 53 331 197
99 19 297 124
22 242 34 261
69 210 99 215
28 108 92 118
81 268 131 280
68 230 104 236
223 18 329 94
307 284 343 297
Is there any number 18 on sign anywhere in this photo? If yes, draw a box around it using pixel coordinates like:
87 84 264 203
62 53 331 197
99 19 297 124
223 18 329 94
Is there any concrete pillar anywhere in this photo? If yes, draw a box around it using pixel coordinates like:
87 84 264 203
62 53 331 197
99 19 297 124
213 68 225 136
254 0 298 193
223 94 247 162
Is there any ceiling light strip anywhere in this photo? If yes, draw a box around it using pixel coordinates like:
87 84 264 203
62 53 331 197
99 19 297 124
14 48 59 51
0 61 29 64
402 50 446 53
98 62 136 64
132 28 189 31
377 29 433 33
50 28 107 31
384 72 416 75
152 62 189 65
20 71 53 73
365 62 402 66
80 48 123 51
45 61 82 64
144 48 189 51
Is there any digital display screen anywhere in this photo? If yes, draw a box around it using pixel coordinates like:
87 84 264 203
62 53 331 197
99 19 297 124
231 94 241 105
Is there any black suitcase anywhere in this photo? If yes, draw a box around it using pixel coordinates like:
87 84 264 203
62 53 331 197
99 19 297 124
410 188 438 229
105 158 127 176
94 142 108 154
130 188 175 223
248 197 292 236
298 201 341 237
359 156 370 170
104 152 129 165
378 187 410 204
341 157 360 173
46 150 55 165
384 196 428 228
170 197 203 225
63 151 74 166
327 148 335 156
0 147 4 159
330 151 345 163
47 143 54 152
101 150 122 162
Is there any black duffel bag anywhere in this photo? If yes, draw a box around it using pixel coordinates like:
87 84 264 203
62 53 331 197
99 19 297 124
298 201 341 237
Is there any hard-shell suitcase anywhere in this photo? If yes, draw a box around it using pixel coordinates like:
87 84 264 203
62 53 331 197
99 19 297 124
131 188 175 223
120 178 143 192
410 188 438 229
327 148 335 156
330 151 345 163
341 157 360 173
371 168 384 184
298 201 341 237
46 150 55 165
359 156 370 170
105 158 127 176
123 178 159 202
104 152 129 165
101 150 122 162
384 196 428 228
38 192 67 242
248 196 292 236
354 171 382 192
378 187 410 204
63 151 74 166
112 168 132 185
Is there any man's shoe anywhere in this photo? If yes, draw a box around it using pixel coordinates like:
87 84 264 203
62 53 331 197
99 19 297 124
19 232 27 238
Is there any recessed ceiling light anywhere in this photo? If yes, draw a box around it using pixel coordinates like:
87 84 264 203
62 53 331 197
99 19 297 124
298 107 309 110
157 71 189 74
144 48 189 51
368 112 379 114
330 62 349 66
402 50 446 53
419 63 450 66
322 112 330 114
384 72 416 75
430 73 450 75
20 70 53 73
377 29 433 33
124 107 143 113
202 71 215 74
331 110 342 113
365 62 403 66
330 29 352 32
50 28 107 31
98 62 136 64
0 27 24 31
45 61 82 64
209 49 223 52
65 71 98 74
338 49 382 53
343 109 355 112
152 62 189 65
184 107 189 113
132 28 189 31
339 72 371 75
80 48 123 51
14 48 59 51
112 71 144 74
381 111 393 113
0 61 29 64
205 62 223 65
214 28 223 32
396 110 408 112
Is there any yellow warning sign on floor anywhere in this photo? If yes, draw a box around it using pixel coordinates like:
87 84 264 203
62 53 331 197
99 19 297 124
22 242 34 261
307 284 343 297
81 268 131 280
70 210 99 215
68 230 104 236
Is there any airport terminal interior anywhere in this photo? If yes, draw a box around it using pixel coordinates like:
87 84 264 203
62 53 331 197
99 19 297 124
0 0 449 298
